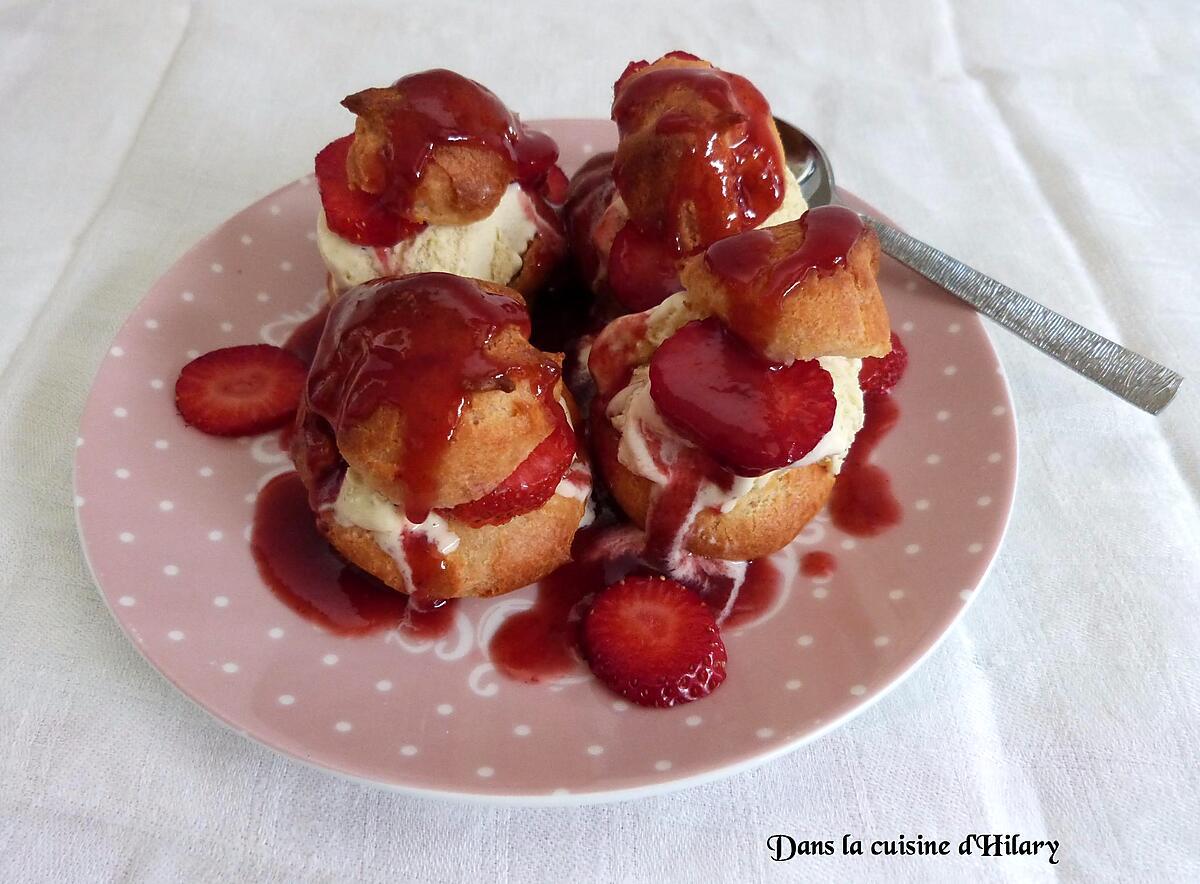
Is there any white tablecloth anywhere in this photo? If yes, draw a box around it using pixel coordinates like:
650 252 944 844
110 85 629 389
2 1 1198 880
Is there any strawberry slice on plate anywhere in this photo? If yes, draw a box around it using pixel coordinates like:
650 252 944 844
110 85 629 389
859 331 908 396
583 575 727 707
446 417 576 527
649 317 836 476
176 345 307 437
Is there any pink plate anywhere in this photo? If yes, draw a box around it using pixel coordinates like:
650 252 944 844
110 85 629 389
74 119 1017 804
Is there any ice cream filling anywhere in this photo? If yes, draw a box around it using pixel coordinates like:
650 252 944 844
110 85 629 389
317 182 539 293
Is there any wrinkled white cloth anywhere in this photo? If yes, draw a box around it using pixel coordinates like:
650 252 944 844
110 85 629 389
1 1 1198 880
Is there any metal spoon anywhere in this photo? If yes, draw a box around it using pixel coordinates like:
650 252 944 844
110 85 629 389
773 117 1183 415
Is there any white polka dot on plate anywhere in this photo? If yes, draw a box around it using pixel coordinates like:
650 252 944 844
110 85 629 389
278 694 294 706
145 319 159 329
334 721 352 733
611 700 629 712
375 680 392 692
181 291 194 302
74 495 85 507
850 685 867 697
889 589 905 600
163 565 179 576
220 321 233 333
786 679 803 690
109 346 124 357
960 589 975 602
154 439 169 450
322 654 338 666
158 500 174 512
987 452 1002 463
936 410 950 421
840 538 856 550
685 715 702 727
992 405 1007 417
269 204 281 216
280 260 293 272
118 596 135 607
150 378 164 390
654 760 672 771
812 587 828 599
437 704 453 716
797 634 814 647
240 234 253 245
926 454 941 465
476 766 494 778
213 595 229 607
914 499 930 511
400 744 418 756
586 745 604 756
756 727 775 739
901 320 915 331
113 407 127 418
874 636 890 647
905 544 920 555
168 630 184 641
256 291 270 303
221 662 239 674
977 496 992 507
513 724 531 736
967 542 984 554
119 532 134 543
948 322 961 333
210 263 223 274
186 349 199 359
208 530 222 541
268 627 284 639
199 466 213 477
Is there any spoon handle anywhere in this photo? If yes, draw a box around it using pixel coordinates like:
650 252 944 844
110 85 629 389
869 218 1183 415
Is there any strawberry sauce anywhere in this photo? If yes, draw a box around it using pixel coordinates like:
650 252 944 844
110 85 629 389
282 304 331 367
250 472 456 637
829 394 903 536
800 550 837 578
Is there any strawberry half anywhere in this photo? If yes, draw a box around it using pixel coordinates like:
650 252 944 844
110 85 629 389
176 345 307 437
583 575 727 707
315 135 424 247
445 418 576 527
858 332 908 396
649 318 836 476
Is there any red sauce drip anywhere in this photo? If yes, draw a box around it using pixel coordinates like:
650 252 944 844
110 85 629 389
304 274 556 524
604 55 785 308
800 550 837 578
282 305 331 368
829 394 902 536
318 69 560 247
486 529 624 682
719 559 782 628
702 205 866 345
250 472 456 637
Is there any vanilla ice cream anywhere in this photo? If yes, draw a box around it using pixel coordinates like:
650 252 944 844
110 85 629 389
318 183 540 293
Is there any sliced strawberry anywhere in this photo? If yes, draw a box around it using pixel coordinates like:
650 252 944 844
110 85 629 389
649 318 836 476
315 135 424 247
858 331 908 396
583 575 727 707
176 345 307 437
445 418 576 527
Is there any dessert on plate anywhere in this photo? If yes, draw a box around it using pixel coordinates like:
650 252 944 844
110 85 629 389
290 273 591 600
565 51 807 312
587 206 893 565
314 69 567 300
